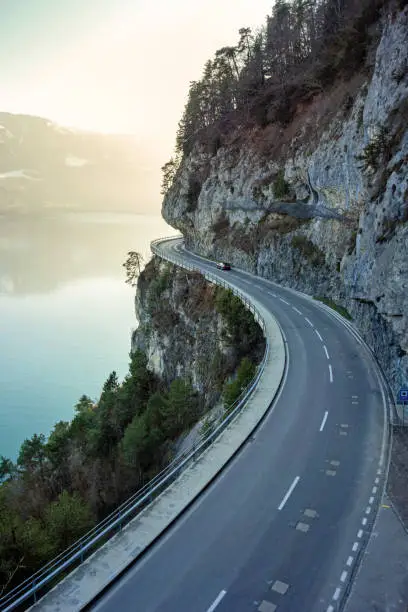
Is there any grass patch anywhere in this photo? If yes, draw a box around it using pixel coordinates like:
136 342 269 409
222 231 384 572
314 296 352 320
273 169 290 199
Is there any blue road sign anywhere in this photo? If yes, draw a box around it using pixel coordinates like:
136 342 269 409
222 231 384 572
397 387 408 404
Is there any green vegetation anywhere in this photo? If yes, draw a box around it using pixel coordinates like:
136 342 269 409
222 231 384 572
147 263 172 309
0 350 199 594
273 170 290 199
357 106 364 131
161 156 181 196
161 0 385 165
0 488 93 594
215 287 265 360
314 296 353 320
347 231 357 255
223 357 257 413
291 235 325 267
356 127 390 171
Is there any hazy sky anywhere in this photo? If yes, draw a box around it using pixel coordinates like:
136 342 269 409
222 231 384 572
0 0 273 158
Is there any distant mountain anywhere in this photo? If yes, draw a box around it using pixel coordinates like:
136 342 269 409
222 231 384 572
0 112 160 214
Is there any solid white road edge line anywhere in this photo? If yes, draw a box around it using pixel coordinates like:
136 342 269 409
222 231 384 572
329 364 333 383
278 476 300 510
207 590 227 612
320 411 329 432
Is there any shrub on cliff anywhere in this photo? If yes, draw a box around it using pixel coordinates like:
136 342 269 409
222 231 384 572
356 127 390 172
123 251 144 287
215 287 264 361
122 379 199 471
273 170 290 200
223 357 257 412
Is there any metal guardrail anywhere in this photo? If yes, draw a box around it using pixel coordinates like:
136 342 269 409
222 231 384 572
0 236 268 612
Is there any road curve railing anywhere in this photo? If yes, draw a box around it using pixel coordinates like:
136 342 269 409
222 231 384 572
1 236 269 612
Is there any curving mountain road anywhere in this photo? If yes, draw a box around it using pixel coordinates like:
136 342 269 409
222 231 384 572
91 238 389 612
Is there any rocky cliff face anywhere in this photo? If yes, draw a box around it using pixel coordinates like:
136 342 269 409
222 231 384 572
132 257 251 407
162 5 408 393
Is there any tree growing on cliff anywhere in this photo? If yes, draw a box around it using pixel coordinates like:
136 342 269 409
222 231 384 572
173 0 381 152
161 156 180 195
45 491 94 550
123 251 144 287
223 357 256 412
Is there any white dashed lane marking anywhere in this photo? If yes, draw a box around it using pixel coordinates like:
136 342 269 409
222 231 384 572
292 307 302 315
305 317 314 327
279 297 290 305
329 364 334 383
278 476 300 511
346 556 354 567
319 411 329 432
357 529 363 538
314 329 323 341
340 571 348 583
323 345 330 360
362 517 367 525
352 542 359 552
206 590 227 612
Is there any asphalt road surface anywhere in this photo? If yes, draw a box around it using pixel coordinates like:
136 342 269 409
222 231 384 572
91 239 388 612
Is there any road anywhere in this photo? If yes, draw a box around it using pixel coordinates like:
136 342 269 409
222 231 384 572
91 239 388 612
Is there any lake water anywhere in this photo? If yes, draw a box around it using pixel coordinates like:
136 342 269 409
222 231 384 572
0 211 173 460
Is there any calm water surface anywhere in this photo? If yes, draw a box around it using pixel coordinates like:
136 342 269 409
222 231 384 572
0 212 173 460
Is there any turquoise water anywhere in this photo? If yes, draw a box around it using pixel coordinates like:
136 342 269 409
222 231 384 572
0 211 172 460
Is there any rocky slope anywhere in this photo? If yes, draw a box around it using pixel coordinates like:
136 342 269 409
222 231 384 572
134 258 235 407
132 257 264 409
162 4 408 395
